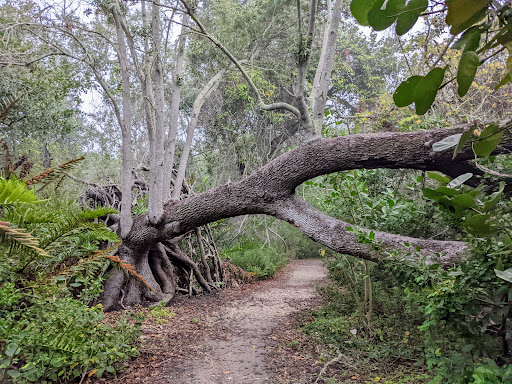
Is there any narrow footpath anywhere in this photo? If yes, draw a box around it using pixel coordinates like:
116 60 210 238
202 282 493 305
97 259 327 384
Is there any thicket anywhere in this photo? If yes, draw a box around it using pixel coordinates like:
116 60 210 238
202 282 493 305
304 164 512 383
0 166 141 383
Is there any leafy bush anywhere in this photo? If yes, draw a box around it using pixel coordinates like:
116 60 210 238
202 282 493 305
0 178 141 383
304 260 425 363
0 283 140 383
302 166 512 383
222 240 288 278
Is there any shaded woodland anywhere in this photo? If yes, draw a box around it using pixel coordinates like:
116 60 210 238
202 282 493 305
1 0 512 382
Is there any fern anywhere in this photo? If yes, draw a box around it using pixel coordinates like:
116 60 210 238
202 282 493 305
25 156 85 186
0 221 49 259
58 242 121 280
0 91 27 123
80 207 118 220
1 204 55 226
0 178 46 205
58 244 156 292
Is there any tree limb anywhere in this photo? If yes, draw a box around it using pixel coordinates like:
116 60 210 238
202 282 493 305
122 123 512 264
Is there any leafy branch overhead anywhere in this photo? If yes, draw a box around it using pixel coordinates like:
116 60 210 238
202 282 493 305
351 0 512 114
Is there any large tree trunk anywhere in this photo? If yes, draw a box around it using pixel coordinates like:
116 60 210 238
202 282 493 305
101 123 512 310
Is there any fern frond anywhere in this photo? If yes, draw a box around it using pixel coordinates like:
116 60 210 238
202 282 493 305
37 209 90 249
0 92 26 123
0 178 46 205
58 242 121 279
58 243 156 292
26 156 85 186
106 254 156 292
1 204 56 226
42 222 119 255
0 222 50 258
80 207 118 220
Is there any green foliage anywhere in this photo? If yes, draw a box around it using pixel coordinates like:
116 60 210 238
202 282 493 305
305 169 457 239
470 359 512 384
396 0 428 36
421 171 506 236
0 283 140 383
351 0 512 115
393 67 446 115
222 240 288 278
0 177 45 205
457 51 480 97
146 302 176 324
0 178 140 383
303 257 426 377
303 158 511 383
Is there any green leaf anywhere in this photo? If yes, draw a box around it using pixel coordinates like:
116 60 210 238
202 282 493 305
495 72 512 90
453 128 474 159
422 186 458 201
451 27 482 52
5 342 19 357
473 124 503 156
350 0 376 26
494 268 512 284
439 194 475 214
395 0 428 36
368 0 406 31
414 67 446 115
482 181 505 212
393 76 422 107
432 133 462 152
457 51 480 97
445 0 490 35
465 213 496 236
426 171 450 184
447 173 473 188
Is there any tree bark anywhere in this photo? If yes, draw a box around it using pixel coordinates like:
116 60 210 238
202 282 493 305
310 0 344 135
111 4 134 238
171 67 227 200
163 13 189 201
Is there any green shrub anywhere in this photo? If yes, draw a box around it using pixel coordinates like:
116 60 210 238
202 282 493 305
303 260 425 363
0 178 142 383
223 240 288 278
0 282 141 383
469 359 512 384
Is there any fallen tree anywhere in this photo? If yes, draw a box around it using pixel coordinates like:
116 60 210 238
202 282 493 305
101 122 512 310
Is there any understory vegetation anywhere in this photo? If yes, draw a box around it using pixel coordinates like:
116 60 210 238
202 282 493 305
0 174 142 383
302 168 512 383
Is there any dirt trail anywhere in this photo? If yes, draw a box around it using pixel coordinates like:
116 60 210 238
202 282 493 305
100 259 327 384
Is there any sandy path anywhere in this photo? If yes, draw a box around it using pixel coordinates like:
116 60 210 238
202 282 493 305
97 259 327 384
167 259 327 383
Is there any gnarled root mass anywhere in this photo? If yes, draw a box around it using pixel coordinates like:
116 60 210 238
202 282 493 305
101 225 224 311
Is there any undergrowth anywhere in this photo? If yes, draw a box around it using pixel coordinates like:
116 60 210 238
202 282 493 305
222 239 289 278
301 169 512 383
0 175 142 383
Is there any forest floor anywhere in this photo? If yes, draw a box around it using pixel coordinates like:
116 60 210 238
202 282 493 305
94 259 335 384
